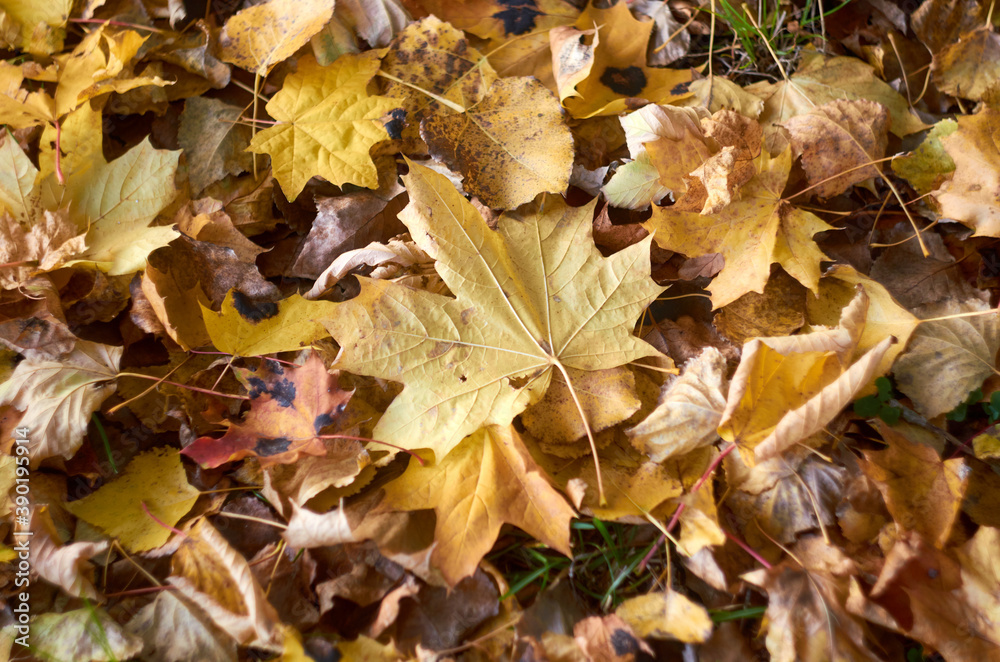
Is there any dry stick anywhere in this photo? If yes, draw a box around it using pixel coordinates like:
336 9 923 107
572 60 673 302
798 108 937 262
110 540 162 587
708 0 716 78
638 441 736 572
105 585 177 598
251 72 263 178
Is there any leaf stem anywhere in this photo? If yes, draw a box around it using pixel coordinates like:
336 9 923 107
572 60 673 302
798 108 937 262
552 360 605 505
116 372 250 401
317 434 426 466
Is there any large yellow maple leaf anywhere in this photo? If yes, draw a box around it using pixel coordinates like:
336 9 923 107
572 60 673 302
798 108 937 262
248 52 398 199
644 147 833 309
324 161 663 462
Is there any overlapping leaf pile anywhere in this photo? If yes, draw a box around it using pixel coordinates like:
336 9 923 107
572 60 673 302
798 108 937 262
2 0 1000 659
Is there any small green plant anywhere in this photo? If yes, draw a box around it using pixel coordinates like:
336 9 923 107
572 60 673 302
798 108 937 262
946 388 1000 423
854 376 902 425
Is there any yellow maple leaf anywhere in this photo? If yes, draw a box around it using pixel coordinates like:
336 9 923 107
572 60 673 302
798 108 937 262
248 52 398 199
557 0 691 119
644 146 833 309
324 161 663 465
202 290 336 357
382 425 574 585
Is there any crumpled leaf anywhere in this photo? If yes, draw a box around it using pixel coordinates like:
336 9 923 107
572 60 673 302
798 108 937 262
744 536 880 662
645 146 833 308
382 425 574 585
336 0 410 48
626 347 728 463
784 99 889 198
421 76 574 209
746 51 926 138
860 421 968 547
324 161 663 460
169 519 281 648
893 298 1000 419
0 209 87 289
201 290 336 357
0 340 120 464
31 507 107 599
218 0 334 75
65 448 200 552
182 355 353 468
247 52 398 199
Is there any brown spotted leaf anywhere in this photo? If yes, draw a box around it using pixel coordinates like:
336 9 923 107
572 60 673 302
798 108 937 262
181 354 352 468
420 77 573 209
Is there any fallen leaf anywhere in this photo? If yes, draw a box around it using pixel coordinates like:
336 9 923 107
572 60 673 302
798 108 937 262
626 347 728 463
860 421 968 547
201 290 336 357
65 448 200 552
65 137 181 276
126 591 237 662
0 0 71 55
893 298 1000 419
219 0 334 75
335 0 410 48
523 366 641 446
744 536 879 662
0 340 120 464
645 146 833 308
181 355 353 468
325 161 662 460
178 97 253 194
746 52 926 138
247 52 398 199
169 518 281 648
559 0 692 118
891 118 957 195
27 607 143 662
382 425 574 585
616 589 713 643
31 507 107 599
784 99 889 198
421 76 574 208
932 100 1000 236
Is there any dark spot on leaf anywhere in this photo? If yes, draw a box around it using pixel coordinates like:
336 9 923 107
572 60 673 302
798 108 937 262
611 629 639 655
247 376 267 399
254 437 291 456
231 291 278 323
493 0 541 35
600 66 646 96
671 81 692 95
270 378 296 407
314 412 334 431
459 375 467 383
928 567 940 579
263 358 284 375
384 108 406 139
